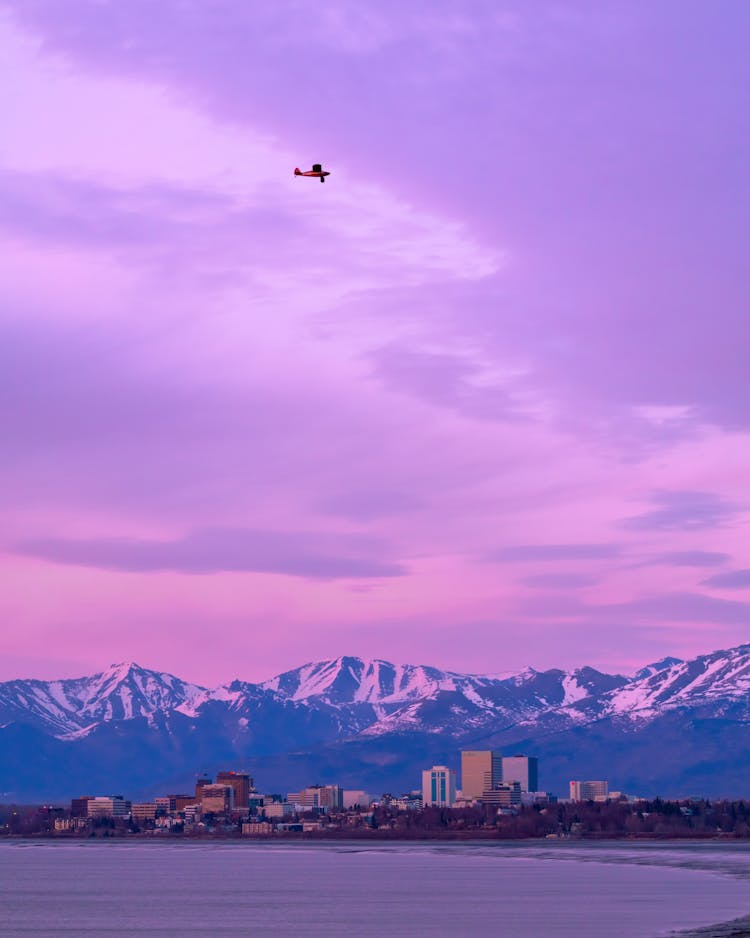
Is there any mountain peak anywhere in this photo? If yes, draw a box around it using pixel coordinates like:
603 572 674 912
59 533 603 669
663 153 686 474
633 656 684 681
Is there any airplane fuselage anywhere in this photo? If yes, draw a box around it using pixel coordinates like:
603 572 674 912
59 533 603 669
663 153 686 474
294 167 330 182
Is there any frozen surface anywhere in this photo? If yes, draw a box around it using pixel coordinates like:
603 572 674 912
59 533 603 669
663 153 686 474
1 840 750 937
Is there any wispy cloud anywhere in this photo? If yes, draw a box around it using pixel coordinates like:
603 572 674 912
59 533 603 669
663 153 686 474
621 490 744 532
12 528 407 579
487 544 621 563
702 570 750 591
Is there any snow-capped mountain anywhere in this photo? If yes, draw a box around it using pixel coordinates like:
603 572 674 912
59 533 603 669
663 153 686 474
2 644 750 801
0 662 205 737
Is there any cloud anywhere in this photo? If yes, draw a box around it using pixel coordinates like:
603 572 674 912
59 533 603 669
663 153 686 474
702 570 750 591
519 572 600 589
487 544 621 563
11 528 407 579
621 490 744 532
368 343 524 422
648 550 731 568
318 489 424 522
516 590 750 628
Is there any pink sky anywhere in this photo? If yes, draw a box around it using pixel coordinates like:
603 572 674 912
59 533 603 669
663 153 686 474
1 0 749 685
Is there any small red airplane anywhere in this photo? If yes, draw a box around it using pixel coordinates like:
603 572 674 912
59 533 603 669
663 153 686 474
294 163 330 183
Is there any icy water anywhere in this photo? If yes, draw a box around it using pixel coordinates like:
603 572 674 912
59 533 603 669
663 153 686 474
1 840 750 937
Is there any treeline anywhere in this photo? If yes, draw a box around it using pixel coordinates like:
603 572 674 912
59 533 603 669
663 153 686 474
364 799 750 839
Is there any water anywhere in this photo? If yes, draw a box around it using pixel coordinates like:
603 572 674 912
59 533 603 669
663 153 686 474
1 840 749 937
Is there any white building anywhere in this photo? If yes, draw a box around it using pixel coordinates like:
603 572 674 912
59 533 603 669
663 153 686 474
501 756 538 792
87 796 129 818
422 766 457 807
569 780 609 801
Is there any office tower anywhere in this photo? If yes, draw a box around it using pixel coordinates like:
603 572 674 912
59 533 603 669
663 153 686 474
86 796 129 818
200 784 234 814
501 755 538 792
216 771 253 810
569 780 609 801
480 782 522 807
422 766 457 807
461 751 502 800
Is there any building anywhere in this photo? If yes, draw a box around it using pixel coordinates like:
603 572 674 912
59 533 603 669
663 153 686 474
264 802 295 819
183 805 201 825
216 771 253 811
501 756 538 793
87 796 129 819
422 766 457 807
173 794 195 812
289 785 343 812
570 780 609 801
154 797 175 815
70 796 94 818
480 782 522 807
200 784 234 814
461 751 502 800
241 821 274 835
195 776 212 801
131 803 158 822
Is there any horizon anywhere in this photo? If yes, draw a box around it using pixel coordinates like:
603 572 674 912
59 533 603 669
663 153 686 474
1 1 749 685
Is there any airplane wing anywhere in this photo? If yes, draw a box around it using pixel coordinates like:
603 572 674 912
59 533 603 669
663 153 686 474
312 163 322 173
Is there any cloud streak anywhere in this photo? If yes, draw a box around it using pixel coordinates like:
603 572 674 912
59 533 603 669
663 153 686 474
12 528 407 579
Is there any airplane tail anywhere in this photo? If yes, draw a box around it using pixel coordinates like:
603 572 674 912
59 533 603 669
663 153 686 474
294 167 302 175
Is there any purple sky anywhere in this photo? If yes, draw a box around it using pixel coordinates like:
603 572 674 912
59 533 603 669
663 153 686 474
1 0 749 685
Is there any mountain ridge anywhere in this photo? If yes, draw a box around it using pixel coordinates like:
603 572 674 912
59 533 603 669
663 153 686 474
2 643 750 801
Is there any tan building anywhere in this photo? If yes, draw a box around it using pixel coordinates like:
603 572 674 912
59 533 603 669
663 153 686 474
290 785 343 812
461 751 502 800
264 802 295 819
242 821 274 835
570 780 609 801
131 803 158 821
195 776 212 801
216 772 253 811
201 784 233 814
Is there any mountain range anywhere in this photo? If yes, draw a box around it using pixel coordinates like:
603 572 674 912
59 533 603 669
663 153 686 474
2 644 750 802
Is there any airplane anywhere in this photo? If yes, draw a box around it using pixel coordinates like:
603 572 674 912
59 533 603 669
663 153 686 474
294 163 330 183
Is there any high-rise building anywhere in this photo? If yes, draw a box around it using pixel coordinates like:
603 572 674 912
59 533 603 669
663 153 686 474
200 784 234 814
422 766 457 807
569 780 609 801
216 771 253 810
461 751 502 800
501 755 538 793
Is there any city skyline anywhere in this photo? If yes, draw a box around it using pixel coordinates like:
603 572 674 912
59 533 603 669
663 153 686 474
1 1 749 687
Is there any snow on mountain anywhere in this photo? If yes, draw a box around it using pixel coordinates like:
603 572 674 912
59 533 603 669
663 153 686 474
0 662 206 736
1 645 749 743
602 644 750 721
